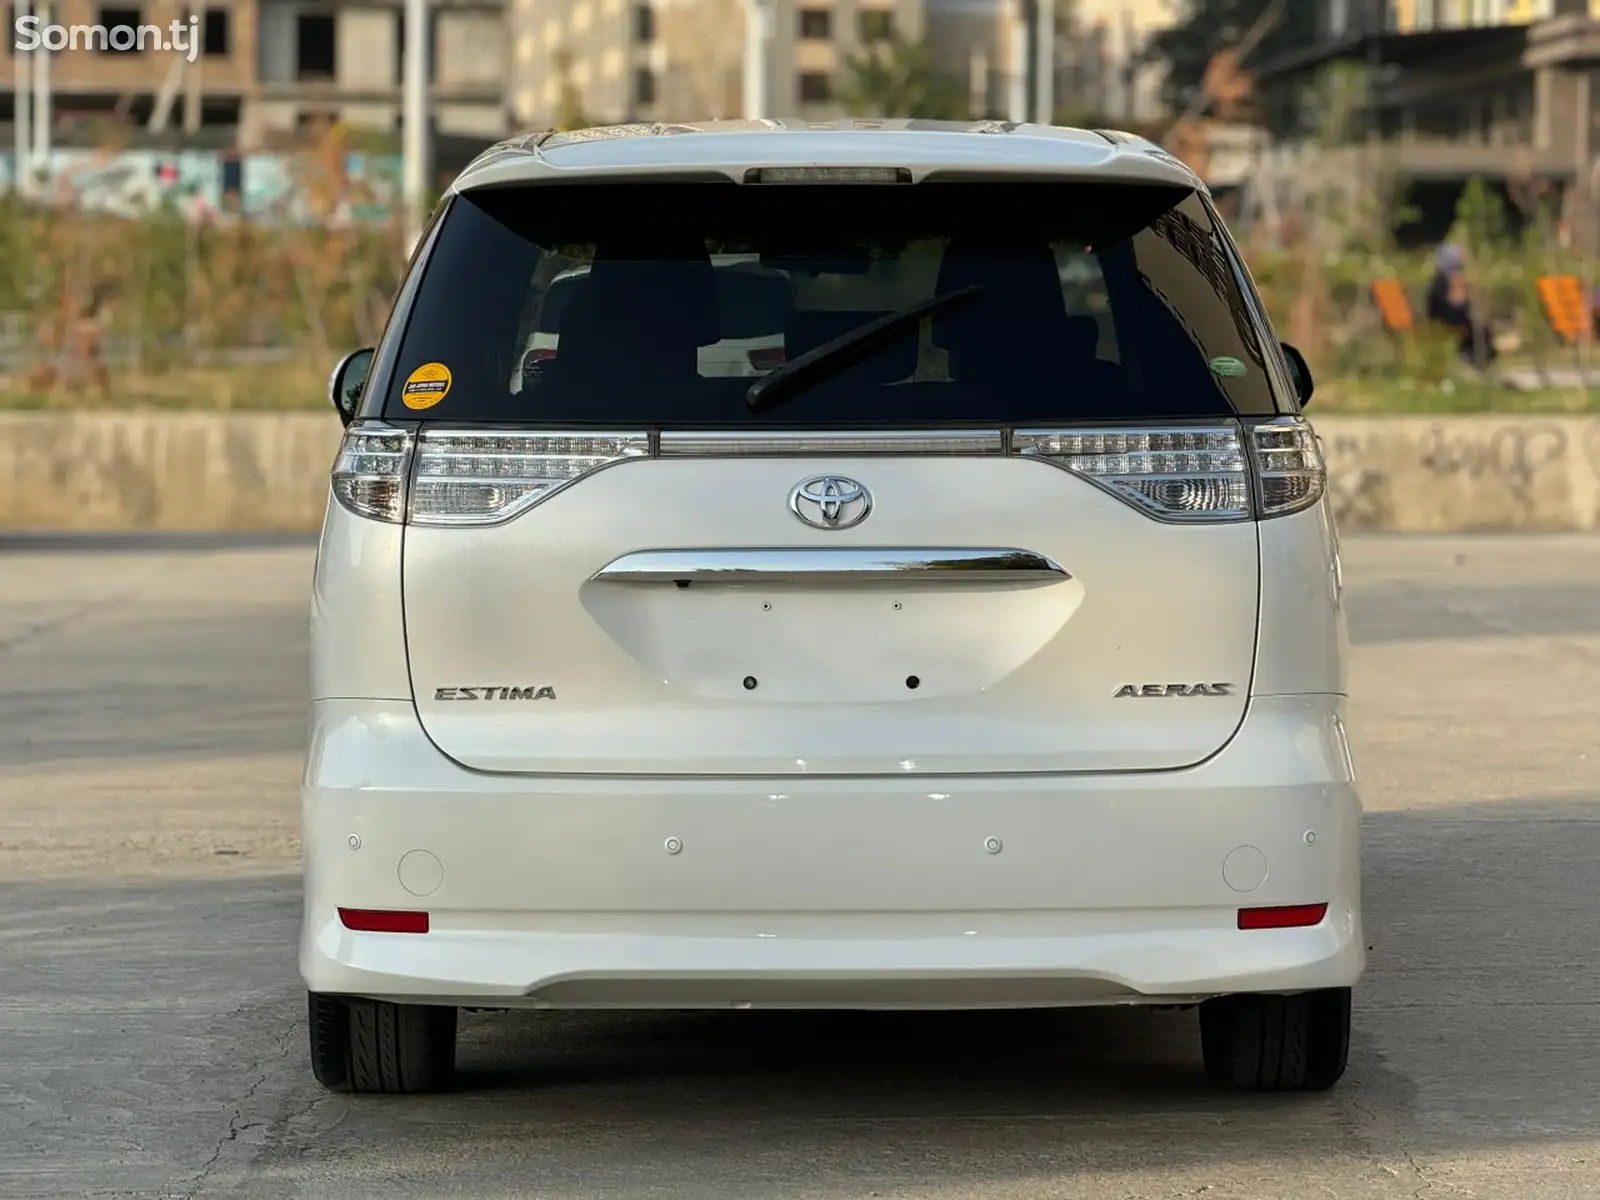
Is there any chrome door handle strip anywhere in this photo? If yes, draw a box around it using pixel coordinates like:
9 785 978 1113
590 548 1070 585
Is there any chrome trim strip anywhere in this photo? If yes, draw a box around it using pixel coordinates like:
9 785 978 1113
590 547 1070 585
658 430 1005 456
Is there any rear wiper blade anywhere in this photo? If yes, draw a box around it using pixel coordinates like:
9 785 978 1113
746 285 985 415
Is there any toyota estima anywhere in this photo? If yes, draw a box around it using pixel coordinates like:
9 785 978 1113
306 120 1362 1096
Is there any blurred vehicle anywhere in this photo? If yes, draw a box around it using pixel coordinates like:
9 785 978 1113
309 121 1360 1098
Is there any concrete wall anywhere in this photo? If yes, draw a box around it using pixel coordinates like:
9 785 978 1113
1320 415 1600 533
1 413 1598 533
0 414 342 533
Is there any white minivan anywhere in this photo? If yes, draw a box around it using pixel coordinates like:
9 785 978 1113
309 120 1362 1095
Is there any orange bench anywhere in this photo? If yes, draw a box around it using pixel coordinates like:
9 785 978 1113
1535 273 1590 345
1370 278 1414 333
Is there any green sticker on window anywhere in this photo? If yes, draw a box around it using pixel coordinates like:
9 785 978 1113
1209 356 1248 378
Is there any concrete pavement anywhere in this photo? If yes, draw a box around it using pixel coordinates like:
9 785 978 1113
1 533 1597 1199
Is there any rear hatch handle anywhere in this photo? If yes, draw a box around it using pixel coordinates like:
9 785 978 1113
590 548 1071 586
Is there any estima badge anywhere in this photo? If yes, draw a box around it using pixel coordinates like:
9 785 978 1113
789 475 872 530
435 686 556 700
1114 683 1236 697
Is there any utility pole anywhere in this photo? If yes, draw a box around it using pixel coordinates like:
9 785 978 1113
1034 0 1054 126
13 0 30 197
1581 154 1598 392
402 0 432 252
1007 0 1027 122
31 0 51 194
1120 5 1135 124
741 0 774 120
184 3 203 136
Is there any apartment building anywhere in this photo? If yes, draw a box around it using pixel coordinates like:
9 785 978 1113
2 0 260 143
508 0 933 126
914 0 1174 126
1058 0 1172 125
1252 0 1600 183
251 0 506 145
1 0 509 154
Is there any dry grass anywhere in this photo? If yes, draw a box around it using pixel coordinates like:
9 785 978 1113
0 364 331 411
1 130 1593 414
0 122 406 410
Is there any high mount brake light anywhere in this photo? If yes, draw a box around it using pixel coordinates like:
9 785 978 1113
745 167 911 184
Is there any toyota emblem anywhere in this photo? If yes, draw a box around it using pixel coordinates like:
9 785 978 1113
789 475 872 530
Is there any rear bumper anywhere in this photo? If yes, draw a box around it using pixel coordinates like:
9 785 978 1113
300 695 1364 1009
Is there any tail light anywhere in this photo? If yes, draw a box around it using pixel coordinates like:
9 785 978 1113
1014 417 1325 524
330 423 649 526
1248 419 1326 516
331 418 1325 528
330 422 412 523
409 430 650 526
1014 425 1251 522
747 346 786 372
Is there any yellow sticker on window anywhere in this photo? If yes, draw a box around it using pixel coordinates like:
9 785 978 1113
401 362 452 410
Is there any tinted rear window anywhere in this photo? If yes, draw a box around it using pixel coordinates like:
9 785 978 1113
382 182 1283 425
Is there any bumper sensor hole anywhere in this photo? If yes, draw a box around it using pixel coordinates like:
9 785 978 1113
743 676 758 690
905 675 921 689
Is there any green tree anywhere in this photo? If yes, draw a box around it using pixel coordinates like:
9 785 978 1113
836 35 968 120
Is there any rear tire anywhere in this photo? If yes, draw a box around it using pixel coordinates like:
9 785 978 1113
1199 987 1350 1092
308 992 457 1094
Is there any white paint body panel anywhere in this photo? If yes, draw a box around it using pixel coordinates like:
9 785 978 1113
299 693 1363 1008
399 456 1260 775
455 124 1201 194
1253 498 1347 697
310 495 411 700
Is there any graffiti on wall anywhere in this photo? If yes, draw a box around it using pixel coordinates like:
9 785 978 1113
0 149 402 224
1321 420 1586 531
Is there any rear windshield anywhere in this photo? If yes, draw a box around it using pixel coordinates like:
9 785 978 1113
382 181 1283 425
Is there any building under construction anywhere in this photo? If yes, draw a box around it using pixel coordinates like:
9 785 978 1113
1 0 505 167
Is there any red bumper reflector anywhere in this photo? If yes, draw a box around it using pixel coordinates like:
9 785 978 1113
1237 902 1327 930
339 907 429 934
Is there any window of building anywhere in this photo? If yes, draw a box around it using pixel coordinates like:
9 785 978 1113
635 66 657 106
203 8 230 56
858 9 893 41
634 3 654 42
296 12 335 79
97 7 143 52
799 71 831 103
798 8 831 39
